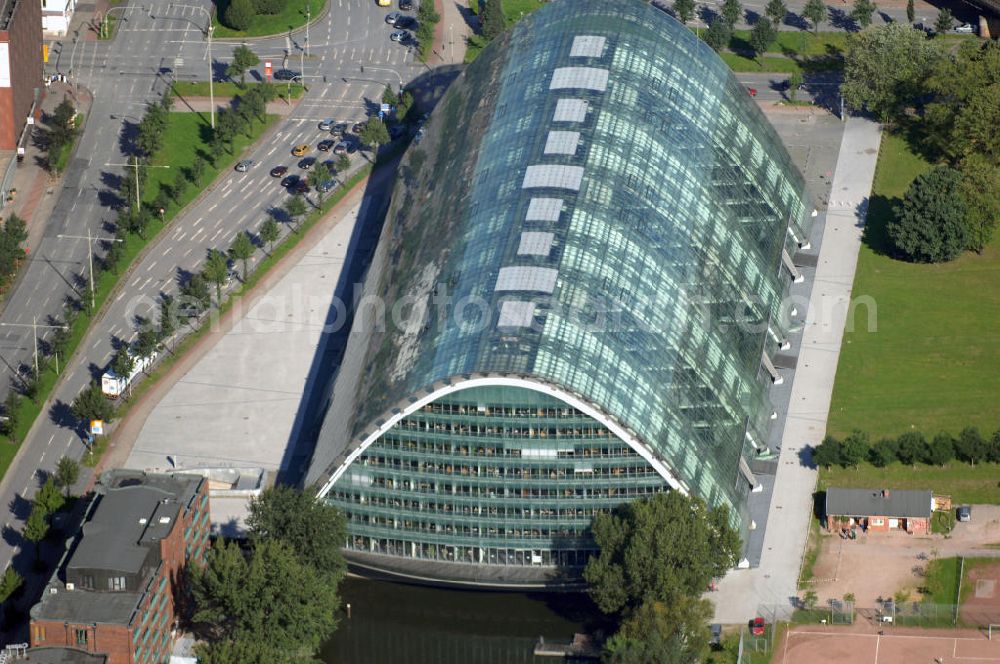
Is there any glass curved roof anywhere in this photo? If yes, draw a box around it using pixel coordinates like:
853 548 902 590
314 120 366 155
307 0 811 526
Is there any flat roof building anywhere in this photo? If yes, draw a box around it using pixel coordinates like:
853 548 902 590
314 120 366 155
305 0 813 587
29 471 211 664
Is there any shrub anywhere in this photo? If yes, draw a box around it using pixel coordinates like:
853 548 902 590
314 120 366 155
888 166 967 263
223 0 255 31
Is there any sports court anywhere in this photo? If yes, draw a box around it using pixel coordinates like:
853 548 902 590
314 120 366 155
774 625 1000 664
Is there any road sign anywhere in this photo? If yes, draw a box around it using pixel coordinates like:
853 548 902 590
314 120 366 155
264 60 272 80
380 103 391 114
90 419 104 435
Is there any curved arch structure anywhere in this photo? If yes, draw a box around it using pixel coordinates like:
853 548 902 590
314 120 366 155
305 0 812 586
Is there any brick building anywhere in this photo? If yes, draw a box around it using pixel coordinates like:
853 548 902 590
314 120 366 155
29 471 211 664
825 487 932 535
0 0 42 151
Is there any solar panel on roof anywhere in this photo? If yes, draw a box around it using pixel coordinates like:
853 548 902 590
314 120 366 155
550 67 609 92
570 35 606 58
518 231 555 256
497 300 537 328
553 99 589 123
522 165 585 191
526 198 564 221
544 131 581 155
495 266 559 293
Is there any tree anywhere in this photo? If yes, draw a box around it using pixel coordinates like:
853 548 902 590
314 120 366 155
802 0 827 34
223 0 254 32
888 165 967 263
358 118 390 152
802 590 819 610
396 90 414 123
721 0 743 26
868 437 899 467
850 0 877 29
926 432 955 466
23 504 49 563
71 381 116 423
480 0 506 40
192 539 340 654
934 8 954 35
583 492 740 615
906 0 914 23
110 346 134 379
35 477 65 517
135 325 159 362
603 597 713 664
840 430 869 468
258 217 280 255
812 435 843 469
896 431 927 466
226 45 260 87
987 429 1000 464
764 0 787 25
189 156 208 184
335 153 351 175
180 273 212 312
673 0 695 24
284 194 308 232
228 232 256 282
2 391 20 442
55 456 80 498
202 249 230 306
0 567 23 604
749 18 777 63
306 164 331 203
704 18 732 52
959 155 1000 253
246 485 348 578
194 638 289 664
381 84 398 106
841 24 941 123
158 294 176 342
0 213 28 278
788 70 804 101
137 102 168 158
955 427 986 466
925 41 1000 162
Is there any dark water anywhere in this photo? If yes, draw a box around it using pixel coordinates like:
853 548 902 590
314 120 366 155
320 577 609 664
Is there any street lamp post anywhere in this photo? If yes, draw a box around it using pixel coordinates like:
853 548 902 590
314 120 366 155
105 158 170 213
169 4 215 128
0 318 70 377
305 5 310 58
57 229 124 311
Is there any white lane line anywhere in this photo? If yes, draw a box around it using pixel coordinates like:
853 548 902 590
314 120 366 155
148 260 157 271
175 231 187 242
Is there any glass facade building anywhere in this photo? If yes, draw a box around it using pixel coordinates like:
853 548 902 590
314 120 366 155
305 0 812 586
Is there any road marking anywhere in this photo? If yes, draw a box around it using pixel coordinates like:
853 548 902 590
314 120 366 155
208 203 218 212
148 260 157 271
175 231 187 242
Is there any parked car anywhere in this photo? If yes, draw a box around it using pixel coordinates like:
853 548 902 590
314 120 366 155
281 174 300 188
317 180 337 193
292 144 310 156
957 505 972 522
318 139 336 151
331 122 348 136
299 157 316 170
395 16 417 29
385 10 401 24
333 141 350 155
376 0 391 6
274 69 301 81
235 159 253 172
751 617 766 636
270 165 288 178
390 29 411 43
954 23 975 33
292 180 310 194
318 118 336 131
399 0 412 9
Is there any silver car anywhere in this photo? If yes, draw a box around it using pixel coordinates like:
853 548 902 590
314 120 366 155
235 159 253 172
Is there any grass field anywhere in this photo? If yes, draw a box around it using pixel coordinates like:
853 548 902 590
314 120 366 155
211 0 323 38
0 112 276 482
818 461 1000 504
827 133 1000 439
924 557 962 604
171 80 305 101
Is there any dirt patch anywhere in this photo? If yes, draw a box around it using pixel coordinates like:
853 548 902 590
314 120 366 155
774 624 1000 664
806 506 1000 607
961 563 1000 628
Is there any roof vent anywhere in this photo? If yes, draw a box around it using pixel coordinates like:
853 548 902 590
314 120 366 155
138 518 148 525
49 587 58 595
159 517 171 525
65 582 75 591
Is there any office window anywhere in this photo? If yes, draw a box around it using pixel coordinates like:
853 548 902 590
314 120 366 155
79 575 94 589
33 625 45 643
75 628 88 646
109 575 126 591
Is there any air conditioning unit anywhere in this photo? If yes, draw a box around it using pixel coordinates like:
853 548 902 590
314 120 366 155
65 582 75 591
159 517 171 525
49 587 58 594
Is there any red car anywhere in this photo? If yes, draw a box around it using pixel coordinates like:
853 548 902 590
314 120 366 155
751 617 766 636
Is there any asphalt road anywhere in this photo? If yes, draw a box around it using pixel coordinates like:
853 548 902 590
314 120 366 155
0 0 425 636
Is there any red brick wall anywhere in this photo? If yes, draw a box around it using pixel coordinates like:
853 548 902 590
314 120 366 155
0 0 43 150
31 620 132 664
827 515 930 534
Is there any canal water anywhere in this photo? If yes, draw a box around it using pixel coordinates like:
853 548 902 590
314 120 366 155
320 577 610 663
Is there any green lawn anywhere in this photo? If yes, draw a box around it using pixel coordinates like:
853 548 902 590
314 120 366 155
959 558 999 604
827 133 1000 439
818 461 1000 504
172 81 305 101
924 557 962 604
0 112 276 481
212 0 324 38
502 0 544 23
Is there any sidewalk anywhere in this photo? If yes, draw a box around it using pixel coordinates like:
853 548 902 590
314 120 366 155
431 0 473 65
712 116 883 624
2 82 92 257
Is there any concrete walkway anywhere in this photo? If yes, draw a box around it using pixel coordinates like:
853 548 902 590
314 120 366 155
432 0 472 65
712 116 883 623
